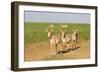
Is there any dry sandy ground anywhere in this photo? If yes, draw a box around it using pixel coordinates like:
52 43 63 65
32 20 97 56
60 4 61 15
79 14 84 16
24 40 90 61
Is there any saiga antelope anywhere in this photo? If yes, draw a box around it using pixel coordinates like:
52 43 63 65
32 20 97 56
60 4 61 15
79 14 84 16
47 28 61 55
61 29 71 51
71 29 78 49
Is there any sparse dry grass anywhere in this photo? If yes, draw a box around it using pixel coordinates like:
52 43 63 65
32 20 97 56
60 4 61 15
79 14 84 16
24 40 90 61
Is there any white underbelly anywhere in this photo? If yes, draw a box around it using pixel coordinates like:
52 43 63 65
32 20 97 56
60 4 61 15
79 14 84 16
49 39 59 44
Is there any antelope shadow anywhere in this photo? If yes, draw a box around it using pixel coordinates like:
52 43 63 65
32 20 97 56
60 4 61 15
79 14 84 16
57 46 80 54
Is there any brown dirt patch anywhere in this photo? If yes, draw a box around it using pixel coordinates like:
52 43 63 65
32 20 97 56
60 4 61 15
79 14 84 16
24 40 90 61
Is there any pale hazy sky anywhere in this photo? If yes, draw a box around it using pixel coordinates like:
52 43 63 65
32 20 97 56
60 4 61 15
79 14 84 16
24 11 90 24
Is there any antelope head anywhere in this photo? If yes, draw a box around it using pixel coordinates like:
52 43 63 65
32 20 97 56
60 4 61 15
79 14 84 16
72 29 78 35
